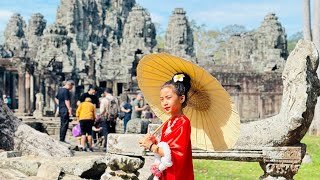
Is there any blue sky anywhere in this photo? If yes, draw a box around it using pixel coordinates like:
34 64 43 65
0 0 314 37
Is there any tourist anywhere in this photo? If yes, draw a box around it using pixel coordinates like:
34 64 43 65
139 73 194 179
142 104 153 119
6 95 12 109
131 93 148 119
99 88 119 150
76 97 96 152
2 95 8 107
77 85 99 108
92 118 103 147
55 80 75 142
121 98 132 133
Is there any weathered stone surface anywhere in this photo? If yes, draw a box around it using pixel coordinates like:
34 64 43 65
235 40 320 148
0 151 22 158
259 146 306 179
0 168 28 179
137 156 153 180
42 155 106 179
103 167 138 180
25 13 46 58
0 155 106 179
0 157 41 176
126 118 150 134
0 100 21 151
0 100 73 157
61 174 84 180
106 153 144 173
214 13 287 73
36 163 62 179
14 123 73 157
3 13 28 57
165 8 194 61
107 134 145 156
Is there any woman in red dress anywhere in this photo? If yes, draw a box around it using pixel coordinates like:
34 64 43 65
140 73 194 180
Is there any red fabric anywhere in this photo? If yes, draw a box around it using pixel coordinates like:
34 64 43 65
160 115 194 180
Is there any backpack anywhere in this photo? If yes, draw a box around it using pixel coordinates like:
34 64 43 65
107 98 119 120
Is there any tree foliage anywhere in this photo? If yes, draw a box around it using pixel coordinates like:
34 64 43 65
287 31 303 53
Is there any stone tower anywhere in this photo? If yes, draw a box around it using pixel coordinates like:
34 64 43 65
25 13 47 59
219 13 287 72
165 8 194 60
4 13 28 57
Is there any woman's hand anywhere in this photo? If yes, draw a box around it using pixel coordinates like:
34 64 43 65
139 134 154 150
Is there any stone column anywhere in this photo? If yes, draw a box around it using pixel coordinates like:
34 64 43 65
259 146 305 180
30 73 34 112
18 72 26 114
25 71 31 114
44 77 50 115
258 95 263 119
12 73 18 109
3 69 6 95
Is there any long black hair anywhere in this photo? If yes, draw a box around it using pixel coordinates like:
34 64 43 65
161 73 191 108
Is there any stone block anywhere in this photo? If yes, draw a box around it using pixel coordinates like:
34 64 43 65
106 153 144 173
0 157 42 176
107 134 145 156
37 163 62 179
147 124 162 137
0 151 22 158
126 119 150 134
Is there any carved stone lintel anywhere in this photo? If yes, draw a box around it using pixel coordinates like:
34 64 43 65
259 145 306 180
259 162 300 180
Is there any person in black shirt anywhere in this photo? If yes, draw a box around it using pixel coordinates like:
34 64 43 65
55 80 75 142
77 85 99 108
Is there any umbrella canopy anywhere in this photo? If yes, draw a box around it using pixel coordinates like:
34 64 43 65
137 53 240 151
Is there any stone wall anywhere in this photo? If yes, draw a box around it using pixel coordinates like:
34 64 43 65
214 72 283 121
213 13 287 73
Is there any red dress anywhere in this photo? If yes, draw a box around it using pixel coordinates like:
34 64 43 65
160 115 194 180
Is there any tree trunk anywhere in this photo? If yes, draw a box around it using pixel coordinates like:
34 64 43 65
312 0 320 135
303 0 312 40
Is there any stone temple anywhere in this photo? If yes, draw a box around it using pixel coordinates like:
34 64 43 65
0 0 286 121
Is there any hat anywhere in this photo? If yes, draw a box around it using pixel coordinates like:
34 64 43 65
137 93 144 98
137 53 240 151
105 88 113 94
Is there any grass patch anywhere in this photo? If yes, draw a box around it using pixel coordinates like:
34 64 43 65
193 135 320 180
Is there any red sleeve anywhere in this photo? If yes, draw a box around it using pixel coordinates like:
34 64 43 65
160 116 194 180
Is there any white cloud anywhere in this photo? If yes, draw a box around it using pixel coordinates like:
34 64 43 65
0 10 14 20
150 13 165 24
0 10 14 32
188 1 300 35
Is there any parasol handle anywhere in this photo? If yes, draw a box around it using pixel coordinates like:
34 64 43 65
151 119 169 136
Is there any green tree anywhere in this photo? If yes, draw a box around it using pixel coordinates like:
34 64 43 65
287 31 303 53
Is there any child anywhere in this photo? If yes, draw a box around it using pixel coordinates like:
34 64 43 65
139 73 194 180
76 97 96 152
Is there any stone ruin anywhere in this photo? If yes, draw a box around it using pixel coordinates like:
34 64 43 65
0 40 317 179
213 13 287 73
0 3 288 122
0 0 196 116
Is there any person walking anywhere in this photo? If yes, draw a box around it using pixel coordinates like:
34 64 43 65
131 93 148 119
99 88 119 150
55 80 75 142
76 97 96 152
121 98 132 133
77 85 99 108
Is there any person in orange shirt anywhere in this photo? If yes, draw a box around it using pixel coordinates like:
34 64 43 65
76 97 96 152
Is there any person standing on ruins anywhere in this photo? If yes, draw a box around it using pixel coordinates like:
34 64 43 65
131 93 148 119
99 88 119 150
55 80 75 142
77 85 99 108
